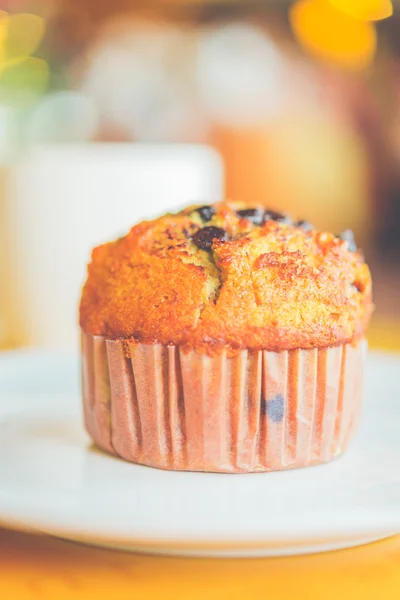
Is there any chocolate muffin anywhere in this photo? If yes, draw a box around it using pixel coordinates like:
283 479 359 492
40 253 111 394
80 202 372 473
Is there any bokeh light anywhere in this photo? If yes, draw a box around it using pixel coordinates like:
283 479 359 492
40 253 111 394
197 23 289 127
328 0 393 21
4 12 45 61
290 0 377 69
27 91 98 142
0 11 48 107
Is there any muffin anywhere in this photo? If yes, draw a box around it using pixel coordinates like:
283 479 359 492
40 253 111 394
80 202 372 473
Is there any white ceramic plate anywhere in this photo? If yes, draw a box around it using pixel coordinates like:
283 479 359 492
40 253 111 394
0 350 399 557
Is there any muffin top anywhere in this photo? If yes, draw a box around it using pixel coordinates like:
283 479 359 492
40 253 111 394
80 202 372 353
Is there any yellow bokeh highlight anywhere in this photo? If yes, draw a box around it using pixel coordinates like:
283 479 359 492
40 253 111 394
0 11 48 105
328 0 393 21
0 11 8 65
4 13 45 62
290 0 377 70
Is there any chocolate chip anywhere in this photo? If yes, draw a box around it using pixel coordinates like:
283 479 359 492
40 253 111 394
295 220 313 231
237 208 264 225
195 205 215 222
192 226 228 250
263 394 285 423
263 210 292 225
338 229 357 252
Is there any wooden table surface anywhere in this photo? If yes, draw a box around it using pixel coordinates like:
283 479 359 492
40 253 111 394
1 318 400 599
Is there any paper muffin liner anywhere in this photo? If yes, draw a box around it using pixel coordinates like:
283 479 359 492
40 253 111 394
81 332 366 473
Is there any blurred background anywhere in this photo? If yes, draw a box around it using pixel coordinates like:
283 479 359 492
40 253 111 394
0 0 399 350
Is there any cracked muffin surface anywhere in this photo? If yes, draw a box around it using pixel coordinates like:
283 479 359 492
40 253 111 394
79 201 373 353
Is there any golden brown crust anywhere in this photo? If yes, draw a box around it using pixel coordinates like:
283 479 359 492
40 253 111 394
80 202 373 353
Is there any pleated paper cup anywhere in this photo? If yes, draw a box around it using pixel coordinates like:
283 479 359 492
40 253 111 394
81 332 366 473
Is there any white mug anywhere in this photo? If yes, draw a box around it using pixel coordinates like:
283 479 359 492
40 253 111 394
1 143 223 349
